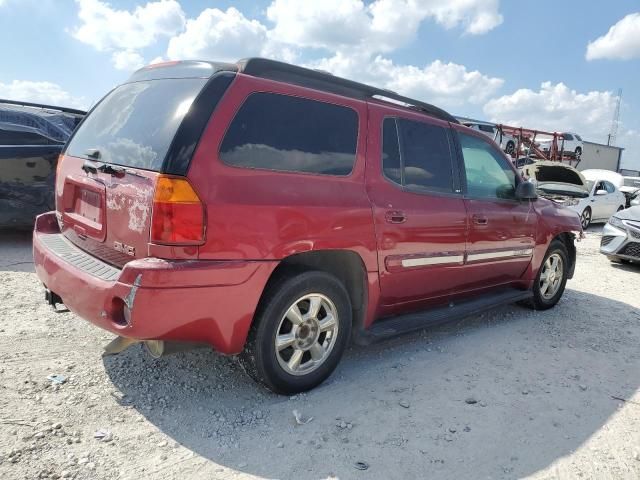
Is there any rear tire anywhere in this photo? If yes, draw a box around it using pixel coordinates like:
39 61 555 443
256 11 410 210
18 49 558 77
580 207 591 229
239 271 352 394
525 240 569 310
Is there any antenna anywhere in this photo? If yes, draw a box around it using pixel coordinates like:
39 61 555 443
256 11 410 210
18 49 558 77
607 88 622 146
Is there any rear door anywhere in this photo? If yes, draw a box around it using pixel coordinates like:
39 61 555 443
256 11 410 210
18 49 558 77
57 75 215 267
453 127 536 291
366 104 468 313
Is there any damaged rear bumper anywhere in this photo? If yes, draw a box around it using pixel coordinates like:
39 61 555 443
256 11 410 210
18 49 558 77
32 212 277 354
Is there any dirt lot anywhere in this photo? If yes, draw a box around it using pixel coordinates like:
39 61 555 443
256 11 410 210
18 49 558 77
0 228 639 480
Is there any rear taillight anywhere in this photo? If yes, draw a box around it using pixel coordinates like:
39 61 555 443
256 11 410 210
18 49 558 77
151 176 205 245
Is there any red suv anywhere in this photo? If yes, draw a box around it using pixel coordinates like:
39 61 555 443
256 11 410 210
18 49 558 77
33 59 582 394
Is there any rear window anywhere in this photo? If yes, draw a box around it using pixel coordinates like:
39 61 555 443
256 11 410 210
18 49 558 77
219 92 358 176
66 78 206 171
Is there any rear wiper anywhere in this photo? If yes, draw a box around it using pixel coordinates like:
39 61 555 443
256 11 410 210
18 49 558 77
97 163 125 177
82 160 98 174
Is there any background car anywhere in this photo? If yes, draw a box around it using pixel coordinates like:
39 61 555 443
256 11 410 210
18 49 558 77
537 132 583 158
460 120 517 155
600 206 640 264
521 161 626 228
582 169 639 208
0 99 85 228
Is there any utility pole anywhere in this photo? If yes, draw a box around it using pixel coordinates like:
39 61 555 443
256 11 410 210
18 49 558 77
607 88 622 146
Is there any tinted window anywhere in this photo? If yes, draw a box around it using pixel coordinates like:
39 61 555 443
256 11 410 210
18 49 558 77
459 132 516 200
381 118 455 193
574 134 582 141
66 78 207 171
563 134 574 141
382 118 401 184
478 124 495 134
220 93 358 176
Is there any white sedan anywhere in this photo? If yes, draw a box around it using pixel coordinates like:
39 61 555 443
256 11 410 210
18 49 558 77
576 172 627 229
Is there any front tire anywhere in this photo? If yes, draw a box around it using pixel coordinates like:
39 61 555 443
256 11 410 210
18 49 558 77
527 240 569 310
580 207 592 229
575 147 582 158
240 271 352 394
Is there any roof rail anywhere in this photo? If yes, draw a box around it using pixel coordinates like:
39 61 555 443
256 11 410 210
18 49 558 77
237 58 458 124
0 98 86 116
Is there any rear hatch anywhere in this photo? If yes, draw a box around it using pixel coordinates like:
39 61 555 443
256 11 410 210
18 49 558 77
56 63 235 267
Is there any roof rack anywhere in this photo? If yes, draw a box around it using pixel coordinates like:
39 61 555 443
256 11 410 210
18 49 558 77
237 58 458 124
0 98 86 116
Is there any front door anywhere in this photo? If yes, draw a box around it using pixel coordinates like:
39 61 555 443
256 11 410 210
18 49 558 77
366 105 468 314
453 127 537 292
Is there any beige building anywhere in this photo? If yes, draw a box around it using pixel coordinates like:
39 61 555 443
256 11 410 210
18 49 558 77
577 141 623 172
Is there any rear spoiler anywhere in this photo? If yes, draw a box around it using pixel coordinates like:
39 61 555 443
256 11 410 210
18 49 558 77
0 98 86 116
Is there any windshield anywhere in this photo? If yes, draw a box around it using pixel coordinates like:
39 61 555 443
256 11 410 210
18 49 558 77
586 180 594 191
66 78 206 171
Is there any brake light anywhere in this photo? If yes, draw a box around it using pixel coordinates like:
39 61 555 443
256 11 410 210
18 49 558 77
151 176 205 245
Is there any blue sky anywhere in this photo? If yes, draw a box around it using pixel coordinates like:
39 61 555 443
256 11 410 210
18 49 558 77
1 0 639 168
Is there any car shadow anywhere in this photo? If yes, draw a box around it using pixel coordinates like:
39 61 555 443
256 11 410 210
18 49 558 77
0 231 34 272
103 288 640 479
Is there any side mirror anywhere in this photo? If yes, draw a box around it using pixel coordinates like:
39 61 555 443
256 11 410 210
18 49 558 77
515 181 538 201
595 189 607 196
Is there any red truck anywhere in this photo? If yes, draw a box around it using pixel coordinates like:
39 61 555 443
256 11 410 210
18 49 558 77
33 59 582 394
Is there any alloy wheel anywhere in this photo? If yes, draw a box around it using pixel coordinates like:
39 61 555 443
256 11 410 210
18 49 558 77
275 294 339 376
539 253 564 300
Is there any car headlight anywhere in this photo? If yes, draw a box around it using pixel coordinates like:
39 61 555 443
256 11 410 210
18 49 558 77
565 198 580 206
608 216 626 229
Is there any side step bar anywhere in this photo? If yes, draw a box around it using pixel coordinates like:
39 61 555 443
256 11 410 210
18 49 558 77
356 288 533 344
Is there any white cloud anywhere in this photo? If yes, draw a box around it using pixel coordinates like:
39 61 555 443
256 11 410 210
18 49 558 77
73 0 185 51
167 7 267 62
72 0 185 69
0 80 87 109
586 13 640 61
111 51 145 71
312 53 503 108
483 82 616 140
267 0 503 54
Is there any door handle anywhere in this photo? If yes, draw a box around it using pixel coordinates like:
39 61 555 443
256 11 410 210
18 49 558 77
385 210 407 224
472 215 488 225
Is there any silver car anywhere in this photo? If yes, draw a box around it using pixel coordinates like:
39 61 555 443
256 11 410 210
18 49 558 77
600 206 640 264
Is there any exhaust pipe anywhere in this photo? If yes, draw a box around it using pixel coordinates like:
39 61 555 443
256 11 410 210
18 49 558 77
103 336 205 358
144 340 206 358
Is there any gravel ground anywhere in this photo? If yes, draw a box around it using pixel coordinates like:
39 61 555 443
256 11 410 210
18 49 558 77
0 227 639 480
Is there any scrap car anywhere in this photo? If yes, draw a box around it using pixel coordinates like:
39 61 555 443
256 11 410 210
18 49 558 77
33 58 582 394
0 99 85 228
521 161 626 229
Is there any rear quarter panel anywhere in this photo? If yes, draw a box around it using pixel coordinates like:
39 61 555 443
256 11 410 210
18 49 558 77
188 74 379 273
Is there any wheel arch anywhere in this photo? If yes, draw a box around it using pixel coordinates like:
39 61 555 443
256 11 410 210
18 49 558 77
255 249 368 337
553 232 577 279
